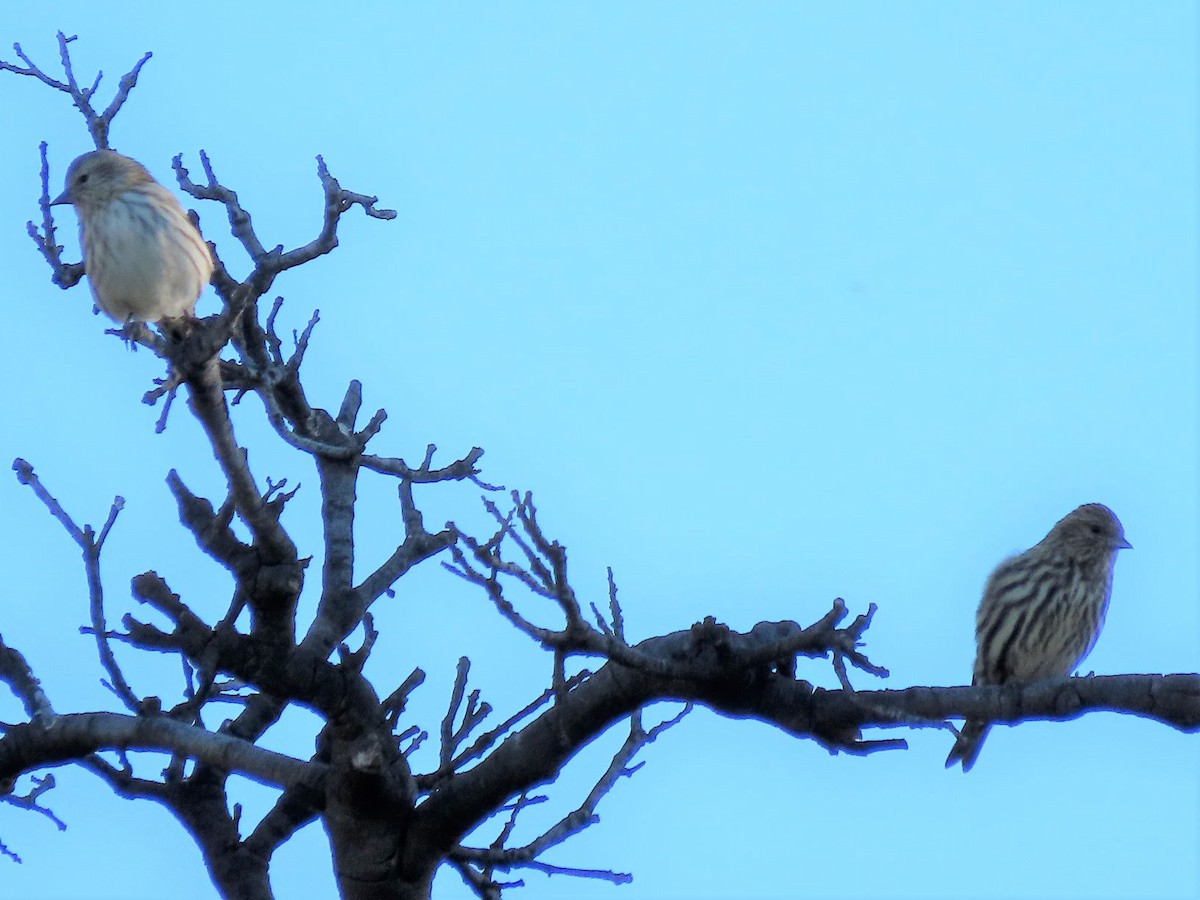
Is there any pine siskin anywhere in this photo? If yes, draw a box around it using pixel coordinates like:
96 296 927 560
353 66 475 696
50 149 213 325
946 503 1131 771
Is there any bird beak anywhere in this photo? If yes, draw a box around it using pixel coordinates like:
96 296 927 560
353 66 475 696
1115 537 1132 550
49 190 70 207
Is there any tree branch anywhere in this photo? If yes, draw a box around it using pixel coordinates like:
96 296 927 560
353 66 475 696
1 33 150 147
407 608 1200 869
0 635 55 724
0 712 320 792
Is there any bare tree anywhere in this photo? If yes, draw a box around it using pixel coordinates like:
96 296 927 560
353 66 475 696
1 34 1197 900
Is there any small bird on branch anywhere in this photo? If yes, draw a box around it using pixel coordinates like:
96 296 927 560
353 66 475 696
946 503 1131 771
51 149 213 327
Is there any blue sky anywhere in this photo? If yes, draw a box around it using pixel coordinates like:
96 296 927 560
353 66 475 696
0 3 1196 898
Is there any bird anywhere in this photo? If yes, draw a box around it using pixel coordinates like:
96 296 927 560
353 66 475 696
946 503 1131 771
50 149 213 326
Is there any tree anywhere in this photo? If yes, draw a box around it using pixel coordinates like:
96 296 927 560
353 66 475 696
1 30 1196 900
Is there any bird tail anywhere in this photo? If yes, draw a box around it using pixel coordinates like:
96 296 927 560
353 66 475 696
945 719 991 772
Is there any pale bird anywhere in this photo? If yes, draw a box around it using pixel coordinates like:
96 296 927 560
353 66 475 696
51 149 213 325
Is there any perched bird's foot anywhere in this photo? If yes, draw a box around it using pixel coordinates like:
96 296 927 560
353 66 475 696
104 321 152 351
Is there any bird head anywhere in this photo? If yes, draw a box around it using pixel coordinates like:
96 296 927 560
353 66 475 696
1048 503 1132 556
50 149 155 212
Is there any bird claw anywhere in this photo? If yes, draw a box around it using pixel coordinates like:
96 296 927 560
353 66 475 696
103 321 150 351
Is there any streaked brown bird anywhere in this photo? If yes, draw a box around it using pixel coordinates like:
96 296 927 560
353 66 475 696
51 149 213 325
946 503 1131 771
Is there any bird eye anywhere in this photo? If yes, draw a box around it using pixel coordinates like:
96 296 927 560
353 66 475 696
1089 524 1102 534
77 173 89 185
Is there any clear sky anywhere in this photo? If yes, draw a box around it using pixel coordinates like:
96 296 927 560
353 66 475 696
0 3 1196 899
